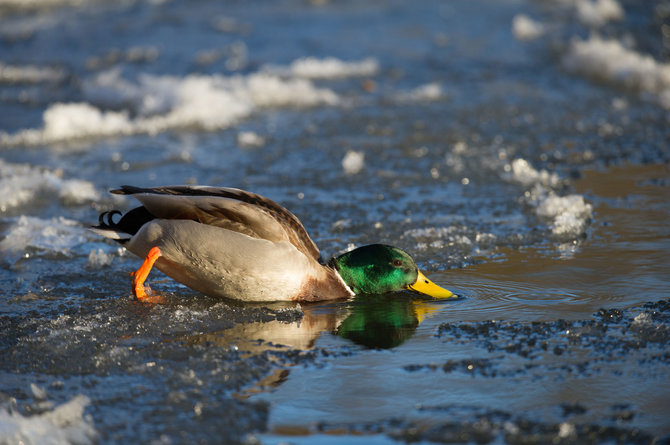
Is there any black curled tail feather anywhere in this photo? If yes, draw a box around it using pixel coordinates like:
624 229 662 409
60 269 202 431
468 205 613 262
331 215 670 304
98 210 123 228
92 206 156 243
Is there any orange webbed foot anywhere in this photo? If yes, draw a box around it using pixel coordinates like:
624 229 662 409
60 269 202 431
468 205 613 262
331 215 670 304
132 246 163 303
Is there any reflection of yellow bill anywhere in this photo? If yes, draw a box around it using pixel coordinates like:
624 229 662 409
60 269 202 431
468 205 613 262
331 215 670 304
408 270 455 299
412 300 441 324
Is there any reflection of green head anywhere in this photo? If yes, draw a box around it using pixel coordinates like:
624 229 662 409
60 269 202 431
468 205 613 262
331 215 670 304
330 244 454 298
337 294 419 349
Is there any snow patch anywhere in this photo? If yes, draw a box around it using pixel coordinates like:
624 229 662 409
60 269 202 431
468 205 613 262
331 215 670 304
631 312 653 328
507 158 562 188
57 179 99 205
271 57 379 79
0 216 88 260
342 150 365 175
575 0 624 27
0 395 96 445
404 226 474 252
0 62 66 84
0 159 99 211
512 14 544 41
506 158 592 238
536 194 592 220
551 210 589 236
0 0 89 8
1 67 339 147
87 248 114 268
396 82 446 102
563 35 670 109
558 422 576 439
237 131 265 148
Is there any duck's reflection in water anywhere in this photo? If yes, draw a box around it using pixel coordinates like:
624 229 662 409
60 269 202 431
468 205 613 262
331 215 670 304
336 294 440 349
180 295 452 396
184 293 449 352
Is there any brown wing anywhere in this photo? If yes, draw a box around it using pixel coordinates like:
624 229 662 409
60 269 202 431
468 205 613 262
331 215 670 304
111 185 321 261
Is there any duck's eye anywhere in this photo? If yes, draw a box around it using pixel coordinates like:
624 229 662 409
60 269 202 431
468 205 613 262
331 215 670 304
391 259 403 267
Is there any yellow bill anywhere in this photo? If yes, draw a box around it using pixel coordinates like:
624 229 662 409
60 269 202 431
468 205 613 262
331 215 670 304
408 270 455 299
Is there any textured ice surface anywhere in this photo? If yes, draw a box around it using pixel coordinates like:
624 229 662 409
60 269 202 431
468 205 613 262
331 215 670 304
0 216 89 262
0 0 88 7
505 159 592 238
512 14 544 41
563 35 670 108
575 0 624 27
394 82 445 102
507 159 561 189
0 62 66 84
341 150 365 175
0 67 340 146
281 57 379 79
0 395 96 445
86 248 114 268
236 131 266 149
0 159 99 211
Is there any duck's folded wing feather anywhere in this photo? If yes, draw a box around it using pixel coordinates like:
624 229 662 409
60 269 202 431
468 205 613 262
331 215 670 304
111 185 321 261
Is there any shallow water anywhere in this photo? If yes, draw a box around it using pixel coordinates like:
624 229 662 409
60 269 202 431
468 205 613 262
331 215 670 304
1 0 669 443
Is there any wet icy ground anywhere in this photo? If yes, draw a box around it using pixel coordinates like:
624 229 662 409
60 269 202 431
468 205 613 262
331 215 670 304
1 0 669 443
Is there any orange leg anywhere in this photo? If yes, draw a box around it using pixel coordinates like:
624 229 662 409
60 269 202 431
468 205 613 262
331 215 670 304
132 246 162 301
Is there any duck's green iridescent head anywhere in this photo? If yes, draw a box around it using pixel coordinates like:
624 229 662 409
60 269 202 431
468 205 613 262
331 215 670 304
330 244 454 299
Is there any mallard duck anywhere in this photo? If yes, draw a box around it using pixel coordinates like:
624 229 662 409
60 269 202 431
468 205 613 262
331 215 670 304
92 185 454 302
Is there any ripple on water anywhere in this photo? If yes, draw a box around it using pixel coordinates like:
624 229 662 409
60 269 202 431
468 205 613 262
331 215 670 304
435 274 607 323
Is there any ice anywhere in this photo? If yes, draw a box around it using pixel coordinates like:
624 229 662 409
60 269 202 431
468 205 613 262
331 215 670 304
237 131 265 148
245 73 338 107
404 226 474 252
1 67 340 146
631 312 653 328
575 0 624 27
550 212 586 236
505 158 592 238
0 216 88 261
87 248 114 268
536 194 592 220
557 422 576 438
0 63 66 84
535 191 592 238
512 14 544 41
42 103 131 140
0 395 96 445
396 82 445 102
342 150 365 175
629 312 669 343
0 0 84 7
86 46 159 70
273 57 379 79
507 158 561 188
563 35 670 109
30 383 47 400
57 179 100 206
1 103 133 146
0 159 99 211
